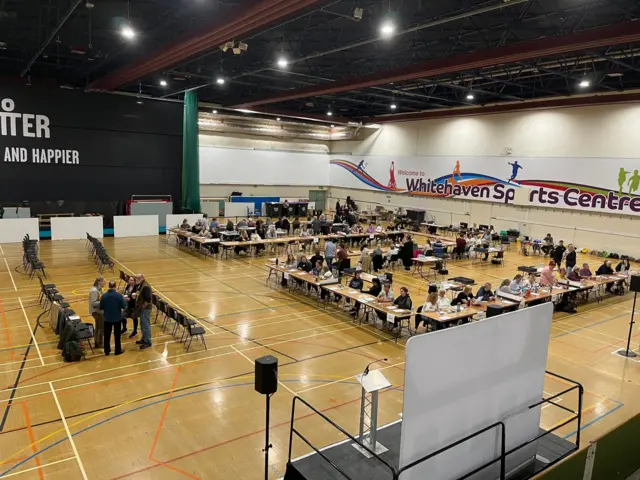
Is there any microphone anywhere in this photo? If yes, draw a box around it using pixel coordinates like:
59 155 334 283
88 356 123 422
363 358 387 376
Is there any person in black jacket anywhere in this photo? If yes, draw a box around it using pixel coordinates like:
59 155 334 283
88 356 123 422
350 278 381 317
309 249 324 268
282 217 291 234
552 240 566 266
121 276 139 338
399 235 415 271
476 283 495 301
451 286 475 306
596 260 616 293
565 244 576 270
389 287 412 333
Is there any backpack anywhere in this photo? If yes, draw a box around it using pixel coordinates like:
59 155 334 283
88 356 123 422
63 341 83 362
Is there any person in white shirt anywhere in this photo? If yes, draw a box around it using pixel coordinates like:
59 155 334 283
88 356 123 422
375 223 383 233
416 292 439 331
266 225 277 239
510 274 524 293
498 279 511 293
437 289 450 309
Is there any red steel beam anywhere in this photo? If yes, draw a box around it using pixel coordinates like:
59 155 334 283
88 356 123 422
371 92 640 123
232 20 640 109
89 0 326 91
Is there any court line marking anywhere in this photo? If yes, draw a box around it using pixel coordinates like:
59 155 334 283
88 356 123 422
296 360 406 394
3 259 17 291
18 298 44 366
0 457 75 478
0 245 4 256
231 345 297 396
49 383 88 480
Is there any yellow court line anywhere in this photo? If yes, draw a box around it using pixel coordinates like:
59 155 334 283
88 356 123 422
49 383 88 480
0 457 75 478
296 361 406 394
3 259 17 291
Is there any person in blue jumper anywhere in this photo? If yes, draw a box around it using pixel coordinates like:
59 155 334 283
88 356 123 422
99 280 127 356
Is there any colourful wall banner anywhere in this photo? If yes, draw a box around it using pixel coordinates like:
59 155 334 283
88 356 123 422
330 156 640 216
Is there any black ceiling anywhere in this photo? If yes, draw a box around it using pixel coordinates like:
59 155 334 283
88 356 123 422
1 0 640 121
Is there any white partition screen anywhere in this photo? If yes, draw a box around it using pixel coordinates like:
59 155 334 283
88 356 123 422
51 216 104 241
165 214 203 229
113 215 159 238
0 219 39 244
399 303 553 480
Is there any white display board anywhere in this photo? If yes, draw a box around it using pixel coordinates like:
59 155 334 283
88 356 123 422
200 146 330 186
0 218 39 244
51 216 103 241
113 215 159 238
399 303 553 480
165 214 203 229
225 201 254 218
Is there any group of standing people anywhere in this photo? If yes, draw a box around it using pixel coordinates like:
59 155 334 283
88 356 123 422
89 273 154 356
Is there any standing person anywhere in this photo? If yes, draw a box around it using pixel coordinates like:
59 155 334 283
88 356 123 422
540 261 557 287
552 240 566 266
99 281 126 356
565 244 577 270
89 277 106 349
399 234 415 271
336 243 349 271
122 276 139 338
325 239 336 268
134 274 154 350
481 230 492 261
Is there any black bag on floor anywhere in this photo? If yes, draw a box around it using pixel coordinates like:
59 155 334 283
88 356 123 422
63 341 83 362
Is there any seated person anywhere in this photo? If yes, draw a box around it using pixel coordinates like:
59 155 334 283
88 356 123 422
375 223 384 233
476 282 495 301
388 287 412 333
557 267 568 281
416 292 439 330
375 283 394 323
266 225 277 239
234 230 250 255
541 233 554 255
292 217 301 233
209 217 219 230
226 219 234 231
451 286 474 306
596 260 614 275
616 257 631 273
579 263 593 278
300 226 313 237
318 266 336 300
539 261 557 287
524 273 539 289
367 223 376 234
455 234 467 258
281 254 297 286
567 265 581 282
510 274 524 294
437 289 450 309
497 279 511 294
247 217 256 228
282 217 291 234
275 217 283 230
250 231 265 254
337 271 365 304
237 218 248 229
297 256 313 272
180 219 190 230
351 278 382 317
310 249 324 268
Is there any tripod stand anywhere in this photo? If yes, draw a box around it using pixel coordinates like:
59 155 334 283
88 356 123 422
616 289 637 358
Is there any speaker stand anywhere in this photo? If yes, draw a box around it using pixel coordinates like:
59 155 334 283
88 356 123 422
616 291 638 358
263 393 273 480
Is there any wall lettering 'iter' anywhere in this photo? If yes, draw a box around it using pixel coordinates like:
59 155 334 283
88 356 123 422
1 98 80 165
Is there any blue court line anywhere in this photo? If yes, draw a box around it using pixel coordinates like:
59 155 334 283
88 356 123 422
562 399 625 440
553 312 629 338
0 378 365 477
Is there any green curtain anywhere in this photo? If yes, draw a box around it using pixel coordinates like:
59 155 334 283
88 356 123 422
182 90 201 213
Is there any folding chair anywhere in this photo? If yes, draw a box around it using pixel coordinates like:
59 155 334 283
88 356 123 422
185 323 207 352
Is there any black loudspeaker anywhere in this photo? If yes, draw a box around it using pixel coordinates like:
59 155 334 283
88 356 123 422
255 355 278 395
486 304 504 318
630 275 640 293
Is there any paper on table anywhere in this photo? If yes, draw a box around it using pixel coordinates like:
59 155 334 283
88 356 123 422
284 273 290 280
440 316 450 320
387 313 395 323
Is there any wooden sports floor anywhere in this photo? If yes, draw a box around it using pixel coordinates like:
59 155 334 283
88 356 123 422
0 235 638 479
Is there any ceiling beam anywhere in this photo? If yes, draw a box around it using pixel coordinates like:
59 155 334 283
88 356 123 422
371 91 640 123
232 20 640 109
88 0 327 91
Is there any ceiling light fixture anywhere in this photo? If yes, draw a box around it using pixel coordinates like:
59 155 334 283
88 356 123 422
327 111 333 116
277 57 288 68
390 103 397 110
121 25 136 40
159 79 168 87
216 77 225 85
276 117 281 121
330 124 335 128
466 93 475 100
212 109 218 114
579 80 590 88
380 22 395 38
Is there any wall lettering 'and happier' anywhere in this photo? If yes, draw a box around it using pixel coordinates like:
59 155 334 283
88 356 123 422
1 98 80 165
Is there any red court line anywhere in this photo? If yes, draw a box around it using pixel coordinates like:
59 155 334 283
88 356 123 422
22 401 44 480
109 383 404 480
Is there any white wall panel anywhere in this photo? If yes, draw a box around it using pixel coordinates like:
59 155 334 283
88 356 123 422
400 303 554 480
113 215 159 238
51 217 103 241
0 219 39 244
199 146 329 186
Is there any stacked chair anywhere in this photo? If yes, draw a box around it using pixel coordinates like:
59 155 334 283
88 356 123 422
22 235 46 279
86 233 114 273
